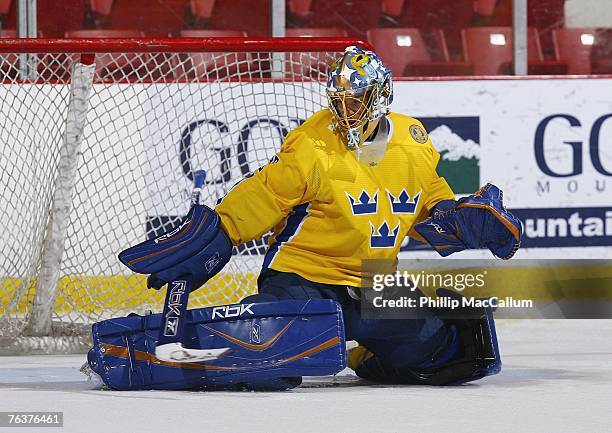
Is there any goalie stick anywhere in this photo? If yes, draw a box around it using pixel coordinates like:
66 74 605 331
154 170 230 363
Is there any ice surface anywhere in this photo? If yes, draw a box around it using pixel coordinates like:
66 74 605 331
0 320 610 433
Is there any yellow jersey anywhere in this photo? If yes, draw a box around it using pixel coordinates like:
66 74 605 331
215 109 455 287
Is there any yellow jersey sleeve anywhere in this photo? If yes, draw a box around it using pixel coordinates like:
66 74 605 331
215 131 317 245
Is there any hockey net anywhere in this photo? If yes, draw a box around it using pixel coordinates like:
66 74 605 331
0 38 366 354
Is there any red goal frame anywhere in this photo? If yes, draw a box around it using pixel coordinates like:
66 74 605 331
0 37 374 53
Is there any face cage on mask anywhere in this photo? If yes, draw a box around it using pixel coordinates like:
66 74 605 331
327 83 389 150
328 85 376 129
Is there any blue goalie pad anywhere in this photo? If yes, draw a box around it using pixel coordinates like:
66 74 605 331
351 289 501 386
88 299 346 391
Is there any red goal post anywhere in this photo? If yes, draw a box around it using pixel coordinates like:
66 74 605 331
0 37 370 354
0 37 373 82
0 37 371 53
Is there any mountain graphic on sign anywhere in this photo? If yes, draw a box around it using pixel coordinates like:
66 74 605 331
429 125 480 161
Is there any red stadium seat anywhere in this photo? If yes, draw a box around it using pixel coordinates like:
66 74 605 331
65 29 144 38
190 0 215 20
196 0 268 38
529 0 565 56
524 28 567 74
287 0 313 18
95 0 184 35
462 26 566 75
591 29 612 74
381 0 405 18
0 0 12 15
285 28 348 37
474 0 496 16
174 30 250 80
292 0 381 39
285 28 348 79
64 30 147 80
483 0 565 56
179 29 246 37
368 28 437 73
402 0 475 59
0 0 84 37
367 28 472 76
553 28 597 75
0 0 11 32
89 0 113 15
88 0 114 27
462 27 513 75
45 1 87 36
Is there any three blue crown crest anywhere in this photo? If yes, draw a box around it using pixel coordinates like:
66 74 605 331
387 189 421 214
346 190 378 215
346 189 419 248
370 221 400 248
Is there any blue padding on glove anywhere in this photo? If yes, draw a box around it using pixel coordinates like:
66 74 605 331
150 228 232 290
118 204 232 290
88 299 346 391
118 204 221 274
414 183 522 259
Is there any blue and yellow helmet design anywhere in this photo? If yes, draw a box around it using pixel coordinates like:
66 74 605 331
326 46 393 149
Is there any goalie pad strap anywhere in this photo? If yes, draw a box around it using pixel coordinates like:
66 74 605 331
88 299 346 391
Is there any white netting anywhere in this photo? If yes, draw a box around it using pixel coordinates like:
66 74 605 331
0 41 346 353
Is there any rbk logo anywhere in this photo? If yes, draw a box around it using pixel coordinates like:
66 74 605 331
370 221 400 248
212 303 255 319
204 252 221 272
346 190 378 215
166 280 187 317
251 323 261 344
163 280 187 337
154 218 190 243
428 221 446 233
164 317 179 337
387 189 420 214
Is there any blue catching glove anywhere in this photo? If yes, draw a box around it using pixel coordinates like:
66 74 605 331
413 183 522 259
118 204 233 291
